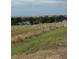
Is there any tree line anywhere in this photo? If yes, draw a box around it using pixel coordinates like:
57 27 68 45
11 15 67 26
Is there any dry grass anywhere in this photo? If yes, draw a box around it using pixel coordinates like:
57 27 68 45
12 27 66 55
11 23 65 43
12 22 67 59
12 47 66 59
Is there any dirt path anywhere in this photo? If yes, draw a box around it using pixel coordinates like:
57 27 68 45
12 47 67 59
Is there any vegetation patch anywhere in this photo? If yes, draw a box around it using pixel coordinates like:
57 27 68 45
12 27 67 55
11 23 65 43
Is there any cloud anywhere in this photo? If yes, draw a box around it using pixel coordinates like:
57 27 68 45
11 0 67 16
12 0 66 5
12 0 67 10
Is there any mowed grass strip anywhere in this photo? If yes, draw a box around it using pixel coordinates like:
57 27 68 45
12 27 67 55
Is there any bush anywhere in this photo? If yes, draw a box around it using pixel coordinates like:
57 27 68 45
11 15 67 26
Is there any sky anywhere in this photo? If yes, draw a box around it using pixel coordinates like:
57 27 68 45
11 0 67 16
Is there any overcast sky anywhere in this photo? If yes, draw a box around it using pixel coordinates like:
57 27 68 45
11 0 67 16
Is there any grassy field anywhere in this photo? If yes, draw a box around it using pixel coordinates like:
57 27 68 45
11 22 67 59
12 47 67 59
11 23 65 43
12 27 67 55
11 23 64 36
11 23 56 36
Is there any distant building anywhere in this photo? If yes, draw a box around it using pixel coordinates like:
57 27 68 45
18 21 31 25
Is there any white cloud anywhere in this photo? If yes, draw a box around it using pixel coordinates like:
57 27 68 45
11 0 67 16
12 0 66 5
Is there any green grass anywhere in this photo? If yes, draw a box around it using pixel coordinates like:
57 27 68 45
12 27 67 55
